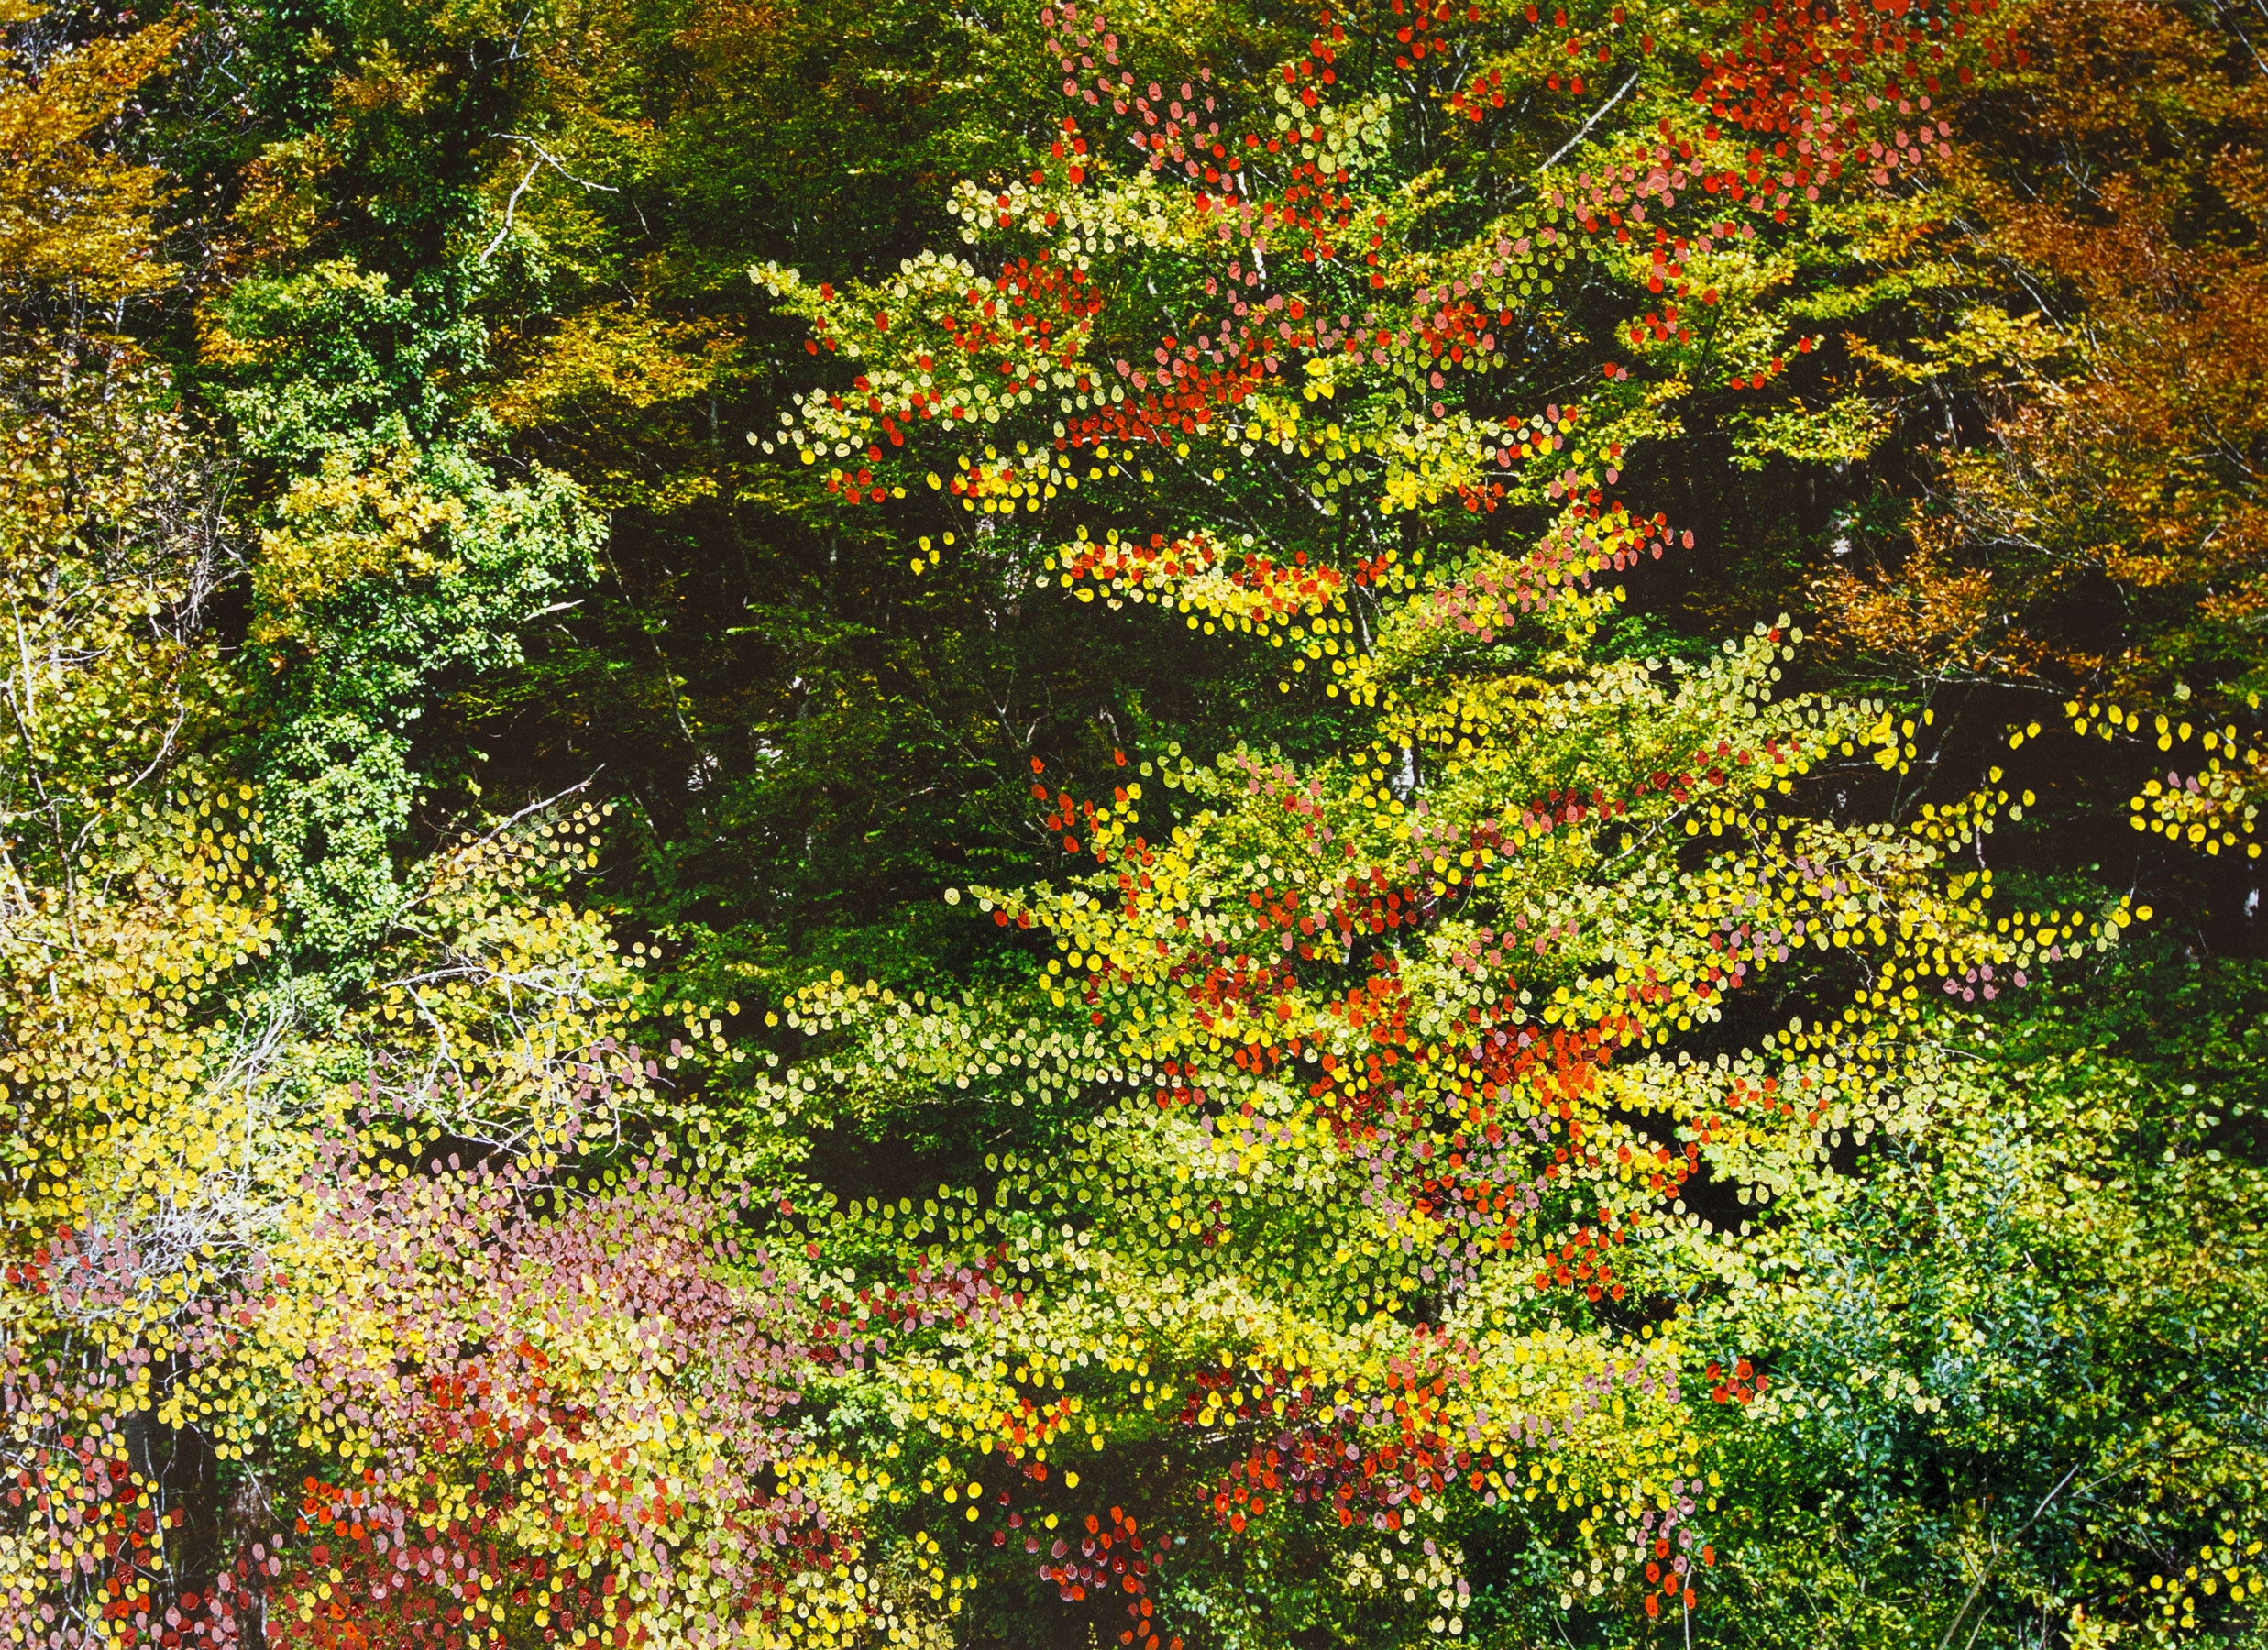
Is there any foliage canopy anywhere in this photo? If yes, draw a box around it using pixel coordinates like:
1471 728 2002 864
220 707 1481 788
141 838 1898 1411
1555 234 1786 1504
0 0 2262 1645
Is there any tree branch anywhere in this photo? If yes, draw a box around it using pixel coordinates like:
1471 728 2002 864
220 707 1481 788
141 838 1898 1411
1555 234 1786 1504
481 136 620 262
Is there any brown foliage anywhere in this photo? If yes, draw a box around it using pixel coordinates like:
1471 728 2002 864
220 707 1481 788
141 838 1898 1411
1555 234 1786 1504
1818 0 2268 710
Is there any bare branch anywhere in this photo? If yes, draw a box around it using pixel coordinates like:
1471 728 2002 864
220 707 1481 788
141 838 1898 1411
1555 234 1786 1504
480 136 620 263
1536 71 1642 178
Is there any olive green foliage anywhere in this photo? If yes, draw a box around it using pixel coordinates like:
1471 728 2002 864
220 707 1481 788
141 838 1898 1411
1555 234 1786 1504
1689 952 2268 1647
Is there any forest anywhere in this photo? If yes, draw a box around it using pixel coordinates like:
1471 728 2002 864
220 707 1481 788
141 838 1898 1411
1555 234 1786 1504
1 0 2263 1642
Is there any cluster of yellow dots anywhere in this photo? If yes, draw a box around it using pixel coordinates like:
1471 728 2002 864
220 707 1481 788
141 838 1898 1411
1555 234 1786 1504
0 786 277 1231
2009 701 2266 857
2147 1534 2265 1632
934 441 1107 513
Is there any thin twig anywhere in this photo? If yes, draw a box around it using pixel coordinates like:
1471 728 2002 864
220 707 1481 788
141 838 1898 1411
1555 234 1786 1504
481 160 545 262
494 133 619 194
1933 1458 2085 1650
1536 70 1642 177
391 771 603 922
480 136 620 262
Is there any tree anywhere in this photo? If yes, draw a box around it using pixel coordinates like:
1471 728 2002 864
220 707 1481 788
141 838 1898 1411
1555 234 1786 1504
4 0 2262 1644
